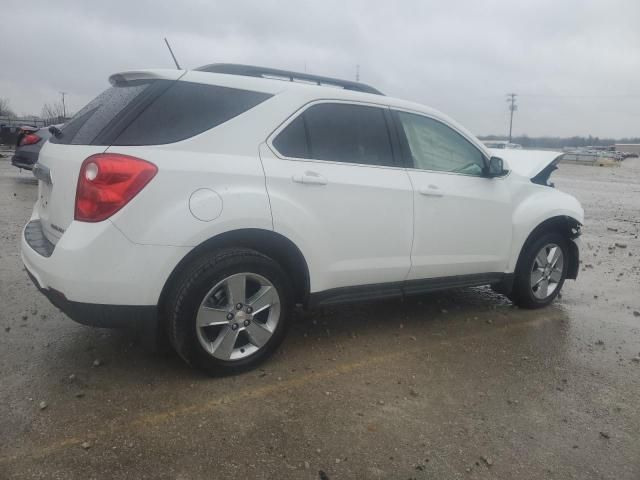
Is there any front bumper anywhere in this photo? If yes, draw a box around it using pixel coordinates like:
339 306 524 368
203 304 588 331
566 236 581 280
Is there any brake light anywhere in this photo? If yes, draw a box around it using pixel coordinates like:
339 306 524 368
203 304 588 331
19 133 41 146
75 153 157 222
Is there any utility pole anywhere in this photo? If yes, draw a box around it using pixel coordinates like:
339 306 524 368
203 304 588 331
506 93 517 142
59 91 67 118
356 64 360 82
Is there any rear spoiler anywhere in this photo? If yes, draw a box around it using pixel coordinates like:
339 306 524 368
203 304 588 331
18 125 39 133
108 69 186 86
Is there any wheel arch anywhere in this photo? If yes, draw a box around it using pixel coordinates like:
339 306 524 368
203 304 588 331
159 228 311 310
515 215 581 280
495 215 581 297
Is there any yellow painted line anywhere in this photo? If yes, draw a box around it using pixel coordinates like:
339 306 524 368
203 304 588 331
0 312 559 464
0 348 410 464
133 351 403 428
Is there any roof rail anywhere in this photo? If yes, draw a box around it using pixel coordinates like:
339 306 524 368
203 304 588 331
194 63 384 96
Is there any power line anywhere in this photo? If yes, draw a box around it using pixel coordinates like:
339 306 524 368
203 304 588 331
506 93 517 142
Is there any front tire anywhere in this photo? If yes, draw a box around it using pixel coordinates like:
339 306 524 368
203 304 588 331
510 232 568 309
165 248 293 376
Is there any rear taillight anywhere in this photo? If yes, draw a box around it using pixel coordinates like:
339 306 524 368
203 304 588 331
75 153 157 222
19 133 41 146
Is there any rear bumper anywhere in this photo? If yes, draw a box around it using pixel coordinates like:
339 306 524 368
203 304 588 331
11 153 37 170
26 268 157 328
21 209 191 327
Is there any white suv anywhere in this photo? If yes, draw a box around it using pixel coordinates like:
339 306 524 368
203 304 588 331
22 64 583 375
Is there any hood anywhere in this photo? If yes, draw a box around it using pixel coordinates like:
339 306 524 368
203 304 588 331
489 149 562 178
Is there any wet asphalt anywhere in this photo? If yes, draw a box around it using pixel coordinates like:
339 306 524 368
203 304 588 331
0 151 639 479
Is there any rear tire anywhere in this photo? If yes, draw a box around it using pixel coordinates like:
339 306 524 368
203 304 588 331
510 232 568 309
165 248 293 376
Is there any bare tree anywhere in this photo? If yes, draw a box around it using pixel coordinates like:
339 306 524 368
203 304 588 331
41 101 66 123
0 97 16 118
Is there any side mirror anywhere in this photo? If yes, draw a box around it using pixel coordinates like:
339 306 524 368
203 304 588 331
487 156 507 177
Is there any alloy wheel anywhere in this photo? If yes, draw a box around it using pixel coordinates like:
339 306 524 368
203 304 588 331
530 243 564 300
195 273 281 361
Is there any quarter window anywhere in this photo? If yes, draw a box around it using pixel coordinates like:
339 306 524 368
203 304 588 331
114 82 272 146
272 115 309 159
397 112 486 176
51 81 272 146
273 103 394 167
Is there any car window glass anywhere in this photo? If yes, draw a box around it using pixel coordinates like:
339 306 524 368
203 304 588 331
272 115 309 158
397 111 485 176
114 82 272 146
305 103 392 166
273 103 394 167
52 81 272 146
51 81 152 145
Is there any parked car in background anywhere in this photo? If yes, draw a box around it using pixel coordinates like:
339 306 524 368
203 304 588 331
11 125 57 170
21 64 583 375
483 140 522 149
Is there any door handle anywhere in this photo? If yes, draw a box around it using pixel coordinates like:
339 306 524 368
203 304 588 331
292 171 328 185
418 185 444 197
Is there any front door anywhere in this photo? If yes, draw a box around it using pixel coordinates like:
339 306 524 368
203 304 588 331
393 110 513 280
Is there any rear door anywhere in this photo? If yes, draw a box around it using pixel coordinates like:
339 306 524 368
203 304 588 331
261 101 414 293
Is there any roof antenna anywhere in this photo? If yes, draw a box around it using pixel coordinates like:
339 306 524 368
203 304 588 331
164 38 181 70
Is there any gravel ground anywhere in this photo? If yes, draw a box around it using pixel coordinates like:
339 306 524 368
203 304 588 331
0 150 639 479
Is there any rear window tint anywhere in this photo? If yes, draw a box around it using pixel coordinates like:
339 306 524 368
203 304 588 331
114 82 272 146
51 81 154 145
52 80 272 146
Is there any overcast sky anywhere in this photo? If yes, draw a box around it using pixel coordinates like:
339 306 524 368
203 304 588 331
2 0 639 137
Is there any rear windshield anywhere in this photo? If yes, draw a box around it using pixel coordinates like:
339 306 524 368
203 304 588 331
51 80 155 145
51 80 272 146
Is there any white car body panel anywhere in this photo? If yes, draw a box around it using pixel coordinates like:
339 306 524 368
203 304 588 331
490 149 562 178
259 143 414 293
21 68 584 314
22 207 189 305
107 146 273 247
506 187 584 273
405 169 513 279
